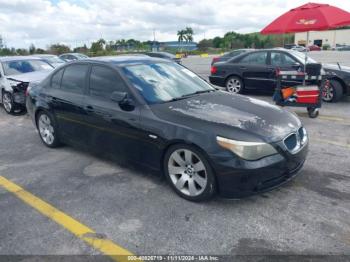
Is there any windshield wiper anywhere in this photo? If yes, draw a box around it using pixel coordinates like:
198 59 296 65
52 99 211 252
164 89 215 103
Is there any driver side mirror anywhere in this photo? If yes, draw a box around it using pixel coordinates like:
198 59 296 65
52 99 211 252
292 62 301 70
111 91 128 103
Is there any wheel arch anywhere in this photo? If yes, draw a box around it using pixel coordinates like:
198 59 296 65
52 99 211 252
160 139 216 178
329 77 347 95
225 74 244 86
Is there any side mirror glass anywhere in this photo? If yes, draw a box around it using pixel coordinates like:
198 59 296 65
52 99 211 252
292 62 301 70
111 91 128 103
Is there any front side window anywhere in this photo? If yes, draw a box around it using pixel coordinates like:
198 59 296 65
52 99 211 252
2 60 53 76
271 52 297 66
89 66 126 99
61 64 89 94
123 62 214 104
240 52 267 65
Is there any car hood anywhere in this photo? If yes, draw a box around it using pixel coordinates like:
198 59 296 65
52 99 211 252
150 91 301 143
323 63 350 73
6 70 52 84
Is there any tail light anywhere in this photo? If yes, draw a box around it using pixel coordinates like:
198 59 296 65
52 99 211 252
211 66 218 74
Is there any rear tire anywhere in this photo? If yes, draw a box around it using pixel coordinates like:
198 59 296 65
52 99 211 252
36 111 61 148
226 76 244 94
322 80 343 103
163 144 216 202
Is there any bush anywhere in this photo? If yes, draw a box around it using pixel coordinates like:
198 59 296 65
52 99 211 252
322 44 330 50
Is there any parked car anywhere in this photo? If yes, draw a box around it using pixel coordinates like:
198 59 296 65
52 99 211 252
59 53 89 62
211 49 253 65
209 49 350 102
336 45 350 51
308 45 321 51
145 52 181 64
284 44 297 49
291 45 309 52
0 56 54 114
32 54 66 68
26 56 308 201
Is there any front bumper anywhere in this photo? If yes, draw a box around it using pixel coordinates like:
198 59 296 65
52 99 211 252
211 142 308 198
12 92 26 105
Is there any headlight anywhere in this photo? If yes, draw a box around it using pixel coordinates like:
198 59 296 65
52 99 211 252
216 136 278 160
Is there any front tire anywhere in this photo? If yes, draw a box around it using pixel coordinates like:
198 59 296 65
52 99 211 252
36 111 60 148
226 76 244 94
164 144 216 202
2 92 15 114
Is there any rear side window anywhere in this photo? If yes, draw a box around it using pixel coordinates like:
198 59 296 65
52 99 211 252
61 64 89 94
89 65 126 99
51 68 64 88
240 52 267 65
271 52 297 66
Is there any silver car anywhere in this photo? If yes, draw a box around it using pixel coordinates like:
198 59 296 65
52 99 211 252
0 56 54 114
32 54 66 68
59 53 89 62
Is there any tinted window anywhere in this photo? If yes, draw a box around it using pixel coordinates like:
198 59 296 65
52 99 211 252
89 66 126 98
240 52 267 65
61 64 89 94
271 52 297 66
51 68 64 88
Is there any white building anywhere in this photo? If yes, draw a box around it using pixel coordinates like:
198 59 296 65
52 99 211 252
294 29 350 47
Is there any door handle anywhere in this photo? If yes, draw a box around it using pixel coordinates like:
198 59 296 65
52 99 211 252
85 105 94 113
239 66 247 70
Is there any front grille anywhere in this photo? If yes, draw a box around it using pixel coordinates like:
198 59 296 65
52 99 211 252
283 127 307 153
284 133 297 151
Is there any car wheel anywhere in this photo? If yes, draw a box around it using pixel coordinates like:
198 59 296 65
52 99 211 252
36 111 60 148
2 92 15 114
322 80 343 103
226 76 244 94
164 144 216 202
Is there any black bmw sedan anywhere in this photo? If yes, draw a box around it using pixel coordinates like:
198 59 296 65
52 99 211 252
26 56 308 201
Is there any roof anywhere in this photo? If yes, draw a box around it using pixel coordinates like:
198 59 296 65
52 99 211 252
0 56 43 62
31 54 57 57
86 55 170 66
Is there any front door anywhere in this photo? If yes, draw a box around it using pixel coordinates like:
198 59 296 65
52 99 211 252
83 65 141 162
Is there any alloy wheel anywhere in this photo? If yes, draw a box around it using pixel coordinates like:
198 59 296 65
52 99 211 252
3 93 12 113
38 114 55 145
322 84 334 102
226 78 241 93
168 149 208 197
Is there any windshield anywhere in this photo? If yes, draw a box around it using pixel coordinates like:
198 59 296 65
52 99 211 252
123 62 214 104
289 50 317 64
2 60 53 76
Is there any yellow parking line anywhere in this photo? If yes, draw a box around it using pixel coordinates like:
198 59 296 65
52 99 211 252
296 112 350 125
0 176 137 262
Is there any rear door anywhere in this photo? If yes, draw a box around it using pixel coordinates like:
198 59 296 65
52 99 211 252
44 63 89 144
237 51 274 90
83 64 142 161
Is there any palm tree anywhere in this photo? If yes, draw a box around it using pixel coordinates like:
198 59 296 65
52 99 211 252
177 30 187 51
185 27 194 42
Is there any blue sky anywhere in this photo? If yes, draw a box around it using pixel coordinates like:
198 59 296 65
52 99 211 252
0 0 350 49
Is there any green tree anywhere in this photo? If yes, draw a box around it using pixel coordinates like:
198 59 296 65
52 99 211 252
185 27 194 42
29 43 36 54
49 44 71 55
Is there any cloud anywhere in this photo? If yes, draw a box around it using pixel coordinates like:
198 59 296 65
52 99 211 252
0 0 349 48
